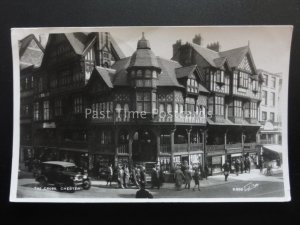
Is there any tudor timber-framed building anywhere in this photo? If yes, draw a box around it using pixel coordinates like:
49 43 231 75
172 41 263 174
19 32 209 174
19 32 263 176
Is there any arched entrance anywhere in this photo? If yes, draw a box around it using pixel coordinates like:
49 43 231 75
132 129 157 163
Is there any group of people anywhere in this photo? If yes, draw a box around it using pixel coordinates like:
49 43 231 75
222 156 252 181
173 164 206 191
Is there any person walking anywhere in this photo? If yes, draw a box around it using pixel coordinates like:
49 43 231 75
234 159 240 176
204 164 209 180
174 165 185 191
222 161 230 181
117 165 124 189
139 166 146 187
151 164 164 189
192 168 201 191
132 166 140 189
106 164 113 186
240 157 244 174
123 165 130 188
183 167 192 189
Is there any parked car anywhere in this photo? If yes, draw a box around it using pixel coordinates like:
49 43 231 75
35 161 91 193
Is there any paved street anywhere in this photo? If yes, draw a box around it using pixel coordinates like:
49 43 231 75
16 169 284 199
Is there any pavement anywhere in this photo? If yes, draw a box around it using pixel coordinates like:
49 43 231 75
16 167 285 199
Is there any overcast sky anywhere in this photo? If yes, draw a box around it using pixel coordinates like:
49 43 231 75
14 26 293 77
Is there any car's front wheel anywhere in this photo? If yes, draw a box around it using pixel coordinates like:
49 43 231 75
38 177 47 188
82 179 91 190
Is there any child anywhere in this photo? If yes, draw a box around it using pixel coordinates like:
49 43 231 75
193 168 201 191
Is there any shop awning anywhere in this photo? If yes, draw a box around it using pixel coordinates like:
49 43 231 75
262 145 282 155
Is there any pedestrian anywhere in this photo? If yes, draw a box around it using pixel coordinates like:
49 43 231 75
204 164 209 180
245 157 251 173
240 157 244 174
139 166 146 187
192 168 201 191
117 165 124 189
234 159 240 176
183 167 192 189
123 165 130 188
174 165 185 191
222 161 230 181
135 182 153 199
259 158 264 173
106 164 113 186
132 166 140 189
151 164 164 189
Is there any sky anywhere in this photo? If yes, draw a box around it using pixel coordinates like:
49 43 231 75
14 26 293 77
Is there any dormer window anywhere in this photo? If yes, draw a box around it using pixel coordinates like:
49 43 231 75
187 78 199 93
216 70 225 85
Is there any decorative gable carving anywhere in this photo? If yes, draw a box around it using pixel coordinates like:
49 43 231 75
238 55 253 73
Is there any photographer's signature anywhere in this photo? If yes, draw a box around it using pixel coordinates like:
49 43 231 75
232 182 259 192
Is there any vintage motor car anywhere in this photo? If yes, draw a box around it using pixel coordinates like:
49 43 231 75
35 161 91 192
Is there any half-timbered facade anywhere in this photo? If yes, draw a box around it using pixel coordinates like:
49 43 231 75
21 33 209 174
172 41 262 174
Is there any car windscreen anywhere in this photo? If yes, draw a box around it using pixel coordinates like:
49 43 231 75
63 166 79 173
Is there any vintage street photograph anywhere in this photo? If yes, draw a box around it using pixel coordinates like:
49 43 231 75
10 26 292 202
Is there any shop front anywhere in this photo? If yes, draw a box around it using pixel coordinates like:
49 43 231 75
207 155 225 175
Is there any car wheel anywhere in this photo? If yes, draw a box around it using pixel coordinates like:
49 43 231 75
39 177 47 188
66 182 75 193
55 183 62 192
82 180 91 190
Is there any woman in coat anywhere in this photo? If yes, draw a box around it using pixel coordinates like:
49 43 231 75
192 168 201 191
174 165 185 191
183 168 192 189
117 165 124 189
123 165 130 188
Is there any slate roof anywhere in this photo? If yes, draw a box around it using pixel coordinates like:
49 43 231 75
65 32 95 55
175 65 197 79
19 34 44 70
190 43 255 72
219 46 249 68
129 48 160 68
94 66 114 88
111 56 185 88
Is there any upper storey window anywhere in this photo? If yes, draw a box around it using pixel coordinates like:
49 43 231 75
238 71 249 89
187 77 199 93
137 70 142 77
145 69 152 78
216 70 225 84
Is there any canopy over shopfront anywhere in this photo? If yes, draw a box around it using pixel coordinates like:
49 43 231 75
262 145 282 163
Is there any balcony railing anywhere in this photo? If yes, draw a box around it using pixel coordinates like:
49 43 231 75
206 144 225 152
174 143 188 153
226 143 242 149
190 143 203 152
117 144 129 154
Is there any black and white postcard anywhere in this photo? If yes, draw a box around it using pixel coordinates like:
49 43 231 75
10 26 292 202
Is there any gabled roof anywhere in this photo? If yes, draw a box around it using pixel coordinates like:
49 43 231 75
64 32 95 55
189 43 257 73
190 43 219 67
19 34 44 57
93 66 114 88
19 34 45 70
175 65 198 79
219 46 249 68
